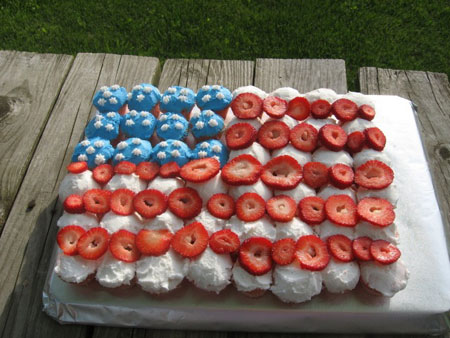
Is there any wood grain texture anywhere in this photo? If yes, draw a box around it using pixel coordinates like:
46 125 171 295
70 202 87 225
0 53 159 338
359 67 450 243
254 58 347 94
0 51 73 231
158 59 255 93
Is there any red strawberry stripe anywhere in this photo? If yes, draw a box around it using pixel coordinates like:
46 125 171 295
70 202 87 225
77 227 110 260
114 161 136 175
311 99 332 119
327 234 354 262
136 229 172 256
303 162 329 189
209 229 240 254
225 123 257 150
266 195 297 222
263 96 288 118
355 160 394 190
365 127 386 151
239 237 273 276
329 163 354 189
83 189 111 214
352 236 373 261
325 195 357 227
287 97 310 121
261 155 303 190
272 238 295 266
221 154 262 186
207 193 235 220
319 124 348 151
231 93 263 119
63 194 85 214
171 221 209 258
168 187 202 219
332 98 358 121
346 131 366 153
93 164 114 185
57 225 86 256
180 158 220 183
109 229 141 263
357 197 395 227
160 161 181 178
295 235 330 271
236 192 266 222
257 120 290 150
370 240 401 265
298 196 326 225
67 161 88 174
358 104 376 121
110 189 135 216
136 162 159 181
290 123 318 153
133 189 167 219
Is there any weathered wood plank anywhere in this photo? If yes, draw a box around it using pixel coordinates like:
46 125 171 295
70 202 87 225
0 51 73 231
359 67 450 241
0 53 159 338
207 60 254 90
254 58 347 94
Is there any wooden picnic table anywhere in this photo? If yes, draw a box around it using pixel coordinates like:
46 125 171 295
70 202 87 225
0 51 449 338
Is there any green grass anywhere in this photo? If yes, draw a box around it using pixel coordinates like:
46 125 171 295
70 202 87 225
1 0 449 90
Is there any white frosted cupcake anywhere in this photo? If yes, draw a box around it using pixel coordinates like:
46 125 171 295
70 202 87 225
57 212 99 230
228 142 271 165
58 170 100 202
100 212 143 234
54 250 99 284
229 179 273 201
95 252 136 288
186 172 228 204
321 258 360 293
105 173 146 193
272 144 311 166
354 221 399 244
225 215 276 242
147 176 185 196
274 182 315 203
275 217 315 240
142 210 184 233
232 261 272 297
190 209 227 235
317 185 356 201
312 147 353 167
317 220 355 240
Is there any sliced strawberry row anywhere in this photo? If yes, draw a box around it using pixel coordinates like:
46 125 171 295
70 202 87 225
346 127 386 153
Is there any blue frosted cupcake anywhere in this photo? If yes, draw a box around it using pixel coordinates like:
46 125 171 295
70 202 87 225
190 109 225 141
192 139 228 167
120 110 157 140
160 86 195 119
156 112 189 141
93 85 128 113
127 83 161 117
85 113 121 141
72 137 115 169
195 85 232 119
151 140 191 167
113 138 152 165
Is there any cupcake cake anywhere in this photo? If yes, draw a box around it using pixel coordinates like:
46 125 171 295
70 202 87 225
159 86 195 119
120 110 157 140
93 85 128 113
156 112 189 141
195 85 232 119
71 137 115 169
85 112 121 141
112 138 152 165
190 109 225 141
191 140 228 168
127 83 161 117
151 140 191 167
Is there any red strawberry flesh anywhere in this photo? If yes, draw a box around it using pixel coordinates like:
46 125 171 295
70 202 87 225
57 225 86 256
266 195 297 222
239 237 273 275
332 98 358 121
346 131 366 153
261 155 302 190
133 189 167 218
221 154 262 186
287 97 310 121
92 164 114 185
329 163 354 189
298 196 326 225
83 189 111 214
114 161 136 175
352 236 373 261
370 240 401 264
77 227 110 260
311 99 332 119
319 124 348 151
67 161 88 174
327 234 354 262
357 197 395 227
136 162 159 181
289 123 318 152
136 229 172 256
110 189 135 216
180 158 220 183
171 221 209 258
109 229 141 263
207 193 235 220
355 160 394 190
236 192 266 222
325 194 357 227
225 122 257 150
271 238 295 265
358 104 376 121
159 161 181 178
263 96 288 118
365 127 386 151
63 194 85 214
209 229 240 254
295 235 330 271
303 161 329 189
231 93 263 119
168 187 202 219
257 120 290 150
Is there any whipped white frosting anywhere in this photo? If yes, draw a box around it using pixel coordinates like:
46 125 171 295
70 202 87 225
272 144 311 166
312 147 353 167
341 91 376 108
232 261 272 292
54 251 98 284
271 260 322 303
105 173 146 193
136 249 189 294
270 87 300 102
360 259 409 297
147 176 185 196
353 148 391 168
305 117 337 131
317 220 355 240
355 221 399 244
191 209 226 235
262 114 298 129
225 215 276 241
187 247 232 293
142 210 184 233
275 217 315 240
56 212 99 229
100 212 143 234
321 258 360 293
229 179 273 201
274 182 315 203
317 185 356 201
229 142 271 165
232 85 268 100
226 115 262 131
303 88 339 103
95 252 136 288
186 173 228 205
58 171 100 202
341 118 375 134
357 183 399 207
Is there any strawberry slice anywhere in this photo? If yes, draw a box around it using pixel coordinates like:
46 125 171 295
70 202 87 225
171 221 209 258
239 237 273 275
329 163 354 189
319 124 348 151
263 96 288 118
57 225 86 256
271 238 295 265
63 194 85 214
83 189 111 214
109 229 141 263
136 229 173 256
225 122 257 150
207 193 235 220
180 158 220 183
332 98 358 121
311 99 332 119
67 161 88 174
92 164 114 185
303 161 329 189
325 195 357 227
370 240 401 265
136 162 159 181
221 154 262 186
327 234 354 262
231 93 263 119
133 189 167 219
77 227 110 260
365 127 386 151
168 187 202 219
355 160 394 190
357 197 395 227
346 131 366 153
110 189 135 216
266 195 297 222
209 229 240 254
236 192 266 222
358 104 376 121
286 97 310 121
261 155 302 190
289 123 318 152
295 235 330 271
159 161 181 178
298 196 326 225
352 237 373 261
114 161 136 175
257 120 290 150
